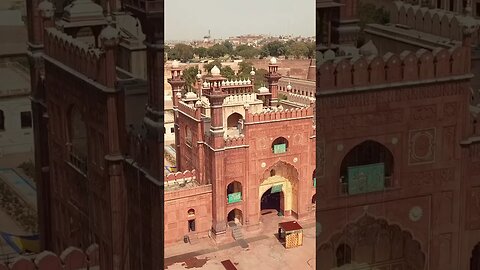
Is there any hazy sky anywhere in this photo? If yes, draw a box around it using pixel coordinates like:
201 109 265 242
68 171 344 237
165 0 315 41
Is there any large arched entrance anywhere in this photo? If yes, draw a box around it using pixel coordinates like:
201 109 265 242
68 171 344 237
471 243 480 270
318 215 425 270
260 187 284 214
259 161 299 217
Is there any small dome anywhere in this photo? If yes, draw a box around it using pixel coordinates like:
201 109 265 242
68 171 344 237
172 60 180 68
243 103 250 109
269 57 277 65
221 81 225 86
246 79 251 84
196 70 202 79
99 20 120 47
195 100 202 108
185 91 198 99
324 49 335 60
38 0 55 18
359 40 378 57
202 81 209 88
250 67 255 76
258 86 269 93
211 65 221 76
176 92 182 98
287 83 292 91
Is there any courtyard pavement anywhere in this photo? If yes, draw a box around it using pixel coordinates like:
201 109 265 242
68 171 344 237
165 213 316 269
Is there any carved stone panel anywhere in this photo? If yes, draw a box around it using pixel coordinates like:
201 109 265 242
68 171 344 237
410 105 436 121
443 102 458 118
406 168 454 187
433 191 453 226
408 128 436 165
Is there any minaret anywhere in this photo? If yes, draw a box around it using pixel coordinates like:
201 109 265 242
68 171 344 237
250 67 256 90
28 0 55 251
204 66 229 240
462 0 478 73
265 57 281 106
168 60 186 170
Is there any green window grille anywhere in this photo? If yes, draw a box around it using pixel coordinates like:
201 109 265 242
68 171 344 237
227 192 242 203
271 184 283 193
273 143 287 154
313 178 316 187
347 163 385 195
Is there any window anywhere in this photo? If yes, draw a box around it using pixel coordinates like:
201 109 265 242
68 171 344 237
188 209 195 216
0 110 4 130
20 111 32 128
170 127 175 133
272 137 288 154
227 181 242 204
340 140 393 195
185 127 192 146
449 0 454 11
477 3 480 16
437 0 442 8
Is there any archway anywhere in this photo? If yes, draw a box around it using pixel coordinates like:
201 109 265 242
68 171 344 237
227 181 242 204
318 215 425 270
227 112 243 129
471 243 480 270
227 208 243 225
260 187 284 215
259 161 299 217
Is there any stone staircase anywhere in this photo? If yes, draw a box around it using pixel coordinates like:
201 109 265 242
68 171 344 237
229 222 249 248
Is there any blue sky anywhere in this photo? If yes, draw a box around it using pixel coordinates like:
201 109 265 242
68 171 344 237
165 0 315 41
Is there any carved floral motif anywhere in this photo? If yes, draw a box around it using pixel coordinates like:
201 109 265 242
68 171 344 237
408 128 436 164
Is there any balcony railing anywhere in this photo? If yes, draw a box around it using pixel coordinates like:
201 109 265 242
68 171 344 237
339 176 393 195
123 0 163 13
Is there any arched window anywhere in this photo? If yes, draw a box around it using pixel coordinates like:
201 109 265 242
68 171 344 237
340 140 393 194
313 169 316 187
311 194 316 204
227 113 243 129
69 107 87 174
0 110 4 130
270 169 276 177
187 208 195 216
336 244 352 267
227 181 242 204
272 137 288 154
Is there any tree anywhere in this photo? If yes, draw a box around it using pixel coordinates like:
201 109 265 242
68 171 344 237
182 66 200 91
204 60 222 73
253 68 268 89
223 40 234 56
221 66 236 80
194 47 208 59
306 41 316 59
287 41 309 59
237 61 253 78
261 41 288 57
235 45 259 59
169 43 194 62
207 44 229 58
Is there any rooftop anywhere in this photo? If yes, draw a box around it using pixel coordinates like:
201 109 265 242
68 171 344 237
0 62 30 97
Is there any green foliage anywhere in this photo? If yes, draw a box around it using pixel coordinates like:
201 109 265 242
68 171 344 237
221 66 236 80
194 47 208 58
223 40 234 56
207 44 229 58
279 94 288 100
287 41 310 59
261 41 288 57
235 44 260 59
237 61 253 78
204 60 222 73
253 68 268 89
169 44 194 62
182 66 200 91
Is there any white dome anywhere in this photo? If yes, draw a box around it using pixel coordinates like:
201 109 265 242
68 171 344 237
246 79 251 84
221 81 226 86
38 0 55 18
195 100 202 108
172 60 180 68
185 91 198 99
258 86 269 93
176 92 182 98
196 70 202 79
202 81 209 88
287 83 292 90
250 67 255 76
211 65 221 76
269 57 277 65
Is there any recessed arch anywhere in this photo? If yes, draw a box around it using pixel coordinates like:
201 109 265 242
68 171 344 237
340 140 394 194
227 208 243 225
227 181 242 204
272 136 289 154
336 243 352 267
227 112 243 129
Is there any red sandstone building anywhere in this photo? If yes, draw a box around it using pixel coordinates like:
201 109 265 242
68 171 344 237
316 1 480 269
165 58 316 244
